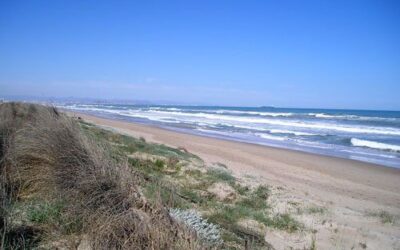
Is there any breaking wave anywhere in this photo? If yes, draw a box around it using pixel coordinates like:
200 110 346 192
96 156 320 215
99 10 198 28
351 138 400 152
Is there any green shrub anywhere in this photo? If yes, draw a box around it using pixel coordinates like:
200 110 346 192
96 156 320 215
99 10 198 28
253 185 269 200
232 183 250 195
306 206 326 214
270 213 301 233
154 159 165 170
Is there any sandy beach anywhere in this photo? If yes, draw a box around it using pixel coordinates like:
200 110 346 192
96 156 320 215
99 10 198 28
71 112 400 249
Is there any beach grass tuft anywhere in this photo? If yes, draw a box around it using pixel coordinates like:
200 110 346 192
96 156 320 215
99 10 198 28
367 210 396 224
305 205 327 214
206 168 236 185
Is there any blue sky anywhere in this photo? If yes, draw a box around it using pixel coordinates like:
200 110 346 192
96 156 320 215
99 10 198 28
1 0 399 109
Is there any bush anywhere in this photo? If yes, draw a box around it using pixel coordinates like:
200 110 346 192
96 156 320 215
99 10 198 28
154 159 165 170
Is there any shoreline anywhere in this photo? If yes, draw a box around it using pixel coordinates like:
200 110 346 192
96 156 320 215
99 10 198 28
68 110 399 169
64 110 400 169
59 105 400 169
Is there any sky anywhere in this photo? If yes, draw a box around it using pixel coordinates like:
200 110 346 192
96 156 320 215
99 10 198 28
0 1 399 110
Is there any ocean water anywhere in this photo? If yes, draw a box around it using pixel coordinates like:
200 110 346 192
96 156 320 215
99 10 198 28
60 103 400 168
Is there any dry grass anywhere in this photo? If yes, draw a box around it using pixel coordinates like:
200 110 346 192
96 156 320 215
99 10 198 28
0 102 200 249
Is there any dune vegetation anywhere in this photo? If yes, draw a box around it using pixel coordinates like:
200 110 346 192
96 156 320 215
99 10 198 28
0 103 303 249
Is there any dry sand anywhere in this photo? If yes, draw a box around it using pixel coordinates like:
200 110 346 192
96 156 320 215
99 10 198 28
71 112 400 249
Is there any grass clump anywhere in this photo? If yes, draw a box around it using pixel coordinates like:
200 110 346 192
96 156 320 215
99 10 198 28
367 210 396 224
154 159 165 170
143 181 194 209
237 196 267 210
306 205 327 214
232 183 250 196
236 185 269 210
27 200 64 224
82 123 199 161
206 168 236 185
310 234 317 250
208 184 300 239
253 185 270 199
179 187 205 205
208 204 251 227
269 213 301 233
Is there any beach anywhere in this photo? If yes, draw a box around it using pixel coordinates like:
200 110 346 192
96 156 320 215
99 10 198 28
61 104 400 168
71 111 400 249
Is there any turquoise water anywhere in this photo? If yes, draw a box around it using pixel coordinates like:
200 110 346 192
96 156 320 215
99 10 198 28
61 103 400 168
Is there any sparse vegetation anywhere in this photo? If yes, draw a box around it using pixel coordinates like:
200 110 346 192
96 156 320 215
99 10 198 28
79 111 303 248
0 103 303 249
206 168 236 185
359 242 367 249
310 234 317 250
268 213 301 233
305 205 327 214
366 210 396 224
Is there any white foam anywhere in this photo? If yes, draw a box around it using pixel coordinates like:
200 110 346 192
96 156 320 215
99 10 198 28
313 113 399 122
351 138 400 152
341 149 397 159
313 113 358 119
228 124 269 131
64 106 400 136
269 129 316 136
150 111 400 135
149 107 181 111
255 133 286 141
314 113 344 118
214 110 294 117
65 106 122 114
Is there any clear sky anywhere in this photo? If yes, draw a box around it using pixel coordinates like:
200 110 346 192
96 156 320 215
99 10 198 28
1 1 399 109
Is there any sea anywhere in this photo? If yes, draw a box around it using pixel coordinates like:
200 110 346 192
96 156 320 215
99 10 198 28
59 103 400 168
